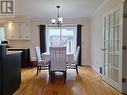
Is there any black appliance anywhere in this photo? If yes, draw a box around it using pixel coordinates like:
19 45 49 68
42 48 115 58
1 40 10 48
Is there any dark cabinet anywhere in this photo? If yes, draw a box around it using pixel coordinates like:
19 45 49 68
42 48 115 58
8 48 30 67
0 45 21 95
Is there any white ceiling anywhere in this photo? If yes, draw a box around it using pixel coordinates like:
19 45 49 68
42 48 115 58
15 0 105 19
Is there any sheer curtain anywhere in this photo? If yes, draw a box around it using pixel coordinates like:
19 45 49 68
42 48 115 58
46 26 77 53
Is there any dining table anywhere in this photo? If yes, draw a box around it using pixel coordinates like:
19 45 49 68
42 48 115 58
42 52 75 64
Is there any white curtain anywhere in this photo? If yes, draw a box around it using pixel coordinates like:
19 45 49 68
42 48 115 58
46 25 77 53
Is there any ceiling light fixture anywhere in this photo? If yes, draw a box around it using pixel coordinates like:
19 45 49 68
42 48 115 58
51 6 63 27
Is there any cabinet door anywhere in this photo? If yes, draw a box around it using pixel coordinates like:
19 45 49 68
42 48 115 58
5 23 12 39
19 23 30 40
11 23 20 40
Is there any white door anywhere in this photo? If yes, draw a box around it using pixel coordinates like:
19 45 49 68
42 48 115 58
102 5 123 92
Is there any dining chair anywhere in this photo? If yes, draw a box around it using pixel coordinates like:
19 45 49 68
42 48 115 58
35 46 50 76
49 47 66 83
66 46 80 75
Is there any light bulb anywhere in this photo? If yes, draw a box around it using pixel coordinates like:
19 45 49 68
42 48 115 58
58 17 63 23
51 19 56 24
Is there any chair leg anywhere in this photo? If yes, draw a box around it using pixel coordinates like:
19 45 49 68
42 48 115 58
76 65 79 75
49 68 50 77
51 71 53 83
65 71 67 78
36 66 39 76
49 64 51 76
39 66 41 72
64 71 66 84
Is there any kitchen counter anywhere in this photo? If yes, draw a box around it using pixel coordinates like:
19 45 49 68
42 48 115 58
8 48 28 49
0 45 21 95
7 51 22 55
7 48 29 50
7 48 31 67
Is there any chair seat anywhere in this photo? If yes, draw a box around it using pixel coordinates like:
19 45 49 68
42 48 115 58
66 60 77 64
38 60 49 67
51 68 66 71
38 60 44 63
66 63 77 69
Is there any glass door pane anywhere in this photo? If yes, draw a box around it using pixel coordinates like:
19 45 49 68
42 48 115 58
115 10 120 25
110 13 115 26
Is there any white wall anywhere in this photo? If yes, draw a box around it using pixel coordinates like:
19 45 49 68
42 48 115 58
8 18 91 66
91 0 124 74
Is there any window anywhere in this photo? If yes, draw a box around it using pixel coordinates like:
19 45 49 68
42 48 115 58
0 27 5 43
46 26 77 53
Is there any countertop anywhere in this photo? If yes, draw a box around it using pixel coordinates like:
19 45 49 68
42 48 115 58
7 51 22 55
7 48 29 50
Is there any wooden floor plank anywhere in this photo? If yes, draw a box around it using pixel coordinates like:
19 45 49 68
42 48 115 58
13 66 123 95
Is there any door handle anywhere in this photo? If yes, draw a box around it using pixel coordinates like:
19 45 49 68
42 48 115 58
101 48 107 51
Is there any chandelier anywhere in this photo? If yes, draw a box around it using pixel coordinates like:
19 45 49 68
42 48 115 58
51 6 63 27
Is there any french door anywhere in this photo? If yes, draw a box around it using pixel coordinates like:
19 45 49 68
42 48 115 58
102 5 123 92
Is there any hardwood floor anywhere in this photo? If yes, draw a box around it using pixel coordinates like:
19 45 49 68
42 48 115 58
13 66 123 95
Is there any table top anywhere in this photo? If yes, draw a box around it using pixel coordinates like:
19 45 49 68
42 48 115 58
42 52 75 63
42 52 74 55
